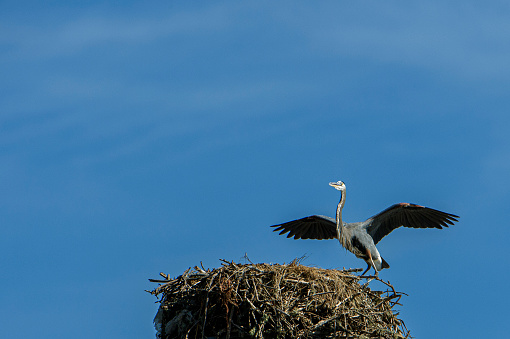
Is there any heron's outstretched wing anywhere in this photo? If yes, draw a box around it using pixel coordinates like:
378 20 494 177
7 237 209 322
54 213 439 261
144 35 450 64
271 215 337 240
365 203 459 244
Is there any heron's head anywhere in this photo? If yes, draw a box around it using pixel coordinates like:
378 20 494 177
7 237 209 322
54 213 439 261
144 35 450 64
329 180 345 191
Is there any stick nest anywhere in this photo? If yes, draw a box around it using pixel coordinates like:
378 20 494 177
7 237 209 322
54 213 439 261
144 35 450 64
148 259 410 339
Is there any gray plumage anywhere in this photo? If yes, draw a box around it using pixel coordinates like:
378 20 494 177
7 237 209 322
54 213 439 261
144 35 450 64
271 181 459 275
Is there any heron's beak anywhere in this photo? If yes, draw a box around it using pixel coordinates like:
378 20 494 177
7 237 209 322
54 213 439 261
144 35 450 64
329 182 339 188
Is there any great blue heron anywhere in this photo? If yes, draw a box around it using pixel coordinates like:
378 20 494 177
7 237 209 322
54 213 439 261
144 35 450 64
271 181 459 276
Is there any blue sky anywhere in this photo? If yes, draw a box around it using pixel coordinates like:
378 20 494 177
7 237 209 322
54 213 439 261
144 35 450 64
1 1 509 338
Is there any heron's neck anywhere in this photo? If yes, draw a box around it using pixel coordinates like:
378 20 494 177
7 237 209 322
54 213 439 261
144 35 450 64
336 191 351 249
336 191 345 234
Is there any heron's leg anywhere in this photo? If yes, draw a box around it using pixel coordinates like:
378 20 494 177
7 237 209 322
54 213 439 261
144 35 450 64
362 249 378 276
369 256 379 276
361 263 371 276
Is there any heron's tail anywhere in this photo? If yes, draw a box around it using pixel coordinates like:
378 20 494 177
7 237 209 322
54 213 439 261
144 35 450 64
381 258 390 269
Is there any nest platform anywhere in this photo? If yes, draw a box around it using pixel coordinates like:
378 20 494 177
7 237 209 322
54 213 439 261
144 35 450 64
148 259 410 339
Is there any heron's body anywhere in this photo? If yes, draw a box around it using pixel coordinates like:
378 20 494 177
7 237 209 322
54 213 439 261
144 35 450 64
271 181 459 275
339 222 387 272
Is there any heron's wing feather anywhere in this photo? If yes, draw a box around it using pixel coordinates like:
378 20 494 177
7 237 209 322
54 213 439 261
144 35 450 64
271 215 337 240
365 203 459 244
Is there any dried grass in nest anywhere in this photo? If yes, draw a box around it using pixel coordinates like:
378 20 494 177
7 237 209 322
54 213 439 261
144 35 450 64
148 259 410 339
